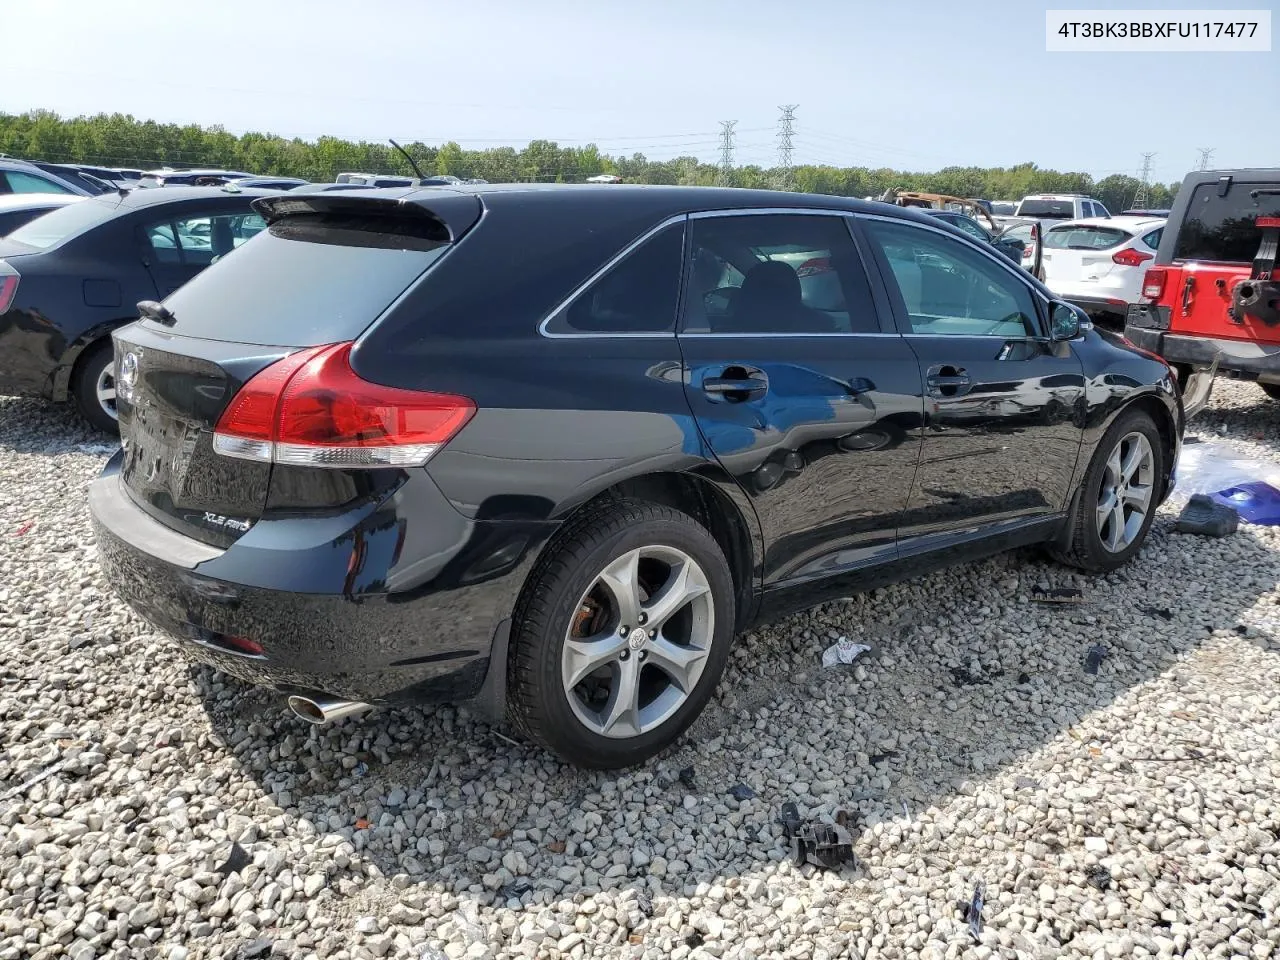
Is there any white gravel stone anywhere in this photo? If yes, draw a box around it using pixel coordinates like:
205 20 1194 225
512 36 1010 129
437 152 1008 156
1 383 1278 959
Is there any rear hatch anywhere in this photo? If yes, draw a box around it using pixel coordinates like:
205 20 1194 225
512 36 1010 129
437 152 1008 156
1041 222 1136 285
1145 174 1280 340
112 192 482 548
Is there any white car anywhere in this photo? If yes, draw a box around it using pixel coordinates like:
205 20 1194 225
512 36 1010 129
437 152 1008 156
1039 216 1166 321
1014 194 1112 220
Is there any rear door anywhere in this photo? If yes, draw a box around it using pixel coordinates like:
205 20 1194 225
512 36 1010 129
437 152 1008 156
113 197 477 547
677 210 924 595
859 213 1085 543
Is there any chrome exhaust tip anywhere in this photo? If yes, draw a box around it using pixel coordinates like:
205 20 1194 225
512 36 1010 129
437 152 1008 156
286 694 371 724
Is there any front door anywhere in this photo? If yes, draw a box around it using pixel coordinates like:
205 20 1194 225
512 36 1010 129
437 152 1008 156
858 214 1085 546
677 211 924 599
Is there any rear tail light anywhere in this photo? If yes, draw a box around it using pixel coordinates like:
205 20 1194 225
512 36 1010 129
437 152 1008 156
1141 267 1167 301
0 275 18 313
795 257 832 277
213 342 476 468
1112 248 1154 267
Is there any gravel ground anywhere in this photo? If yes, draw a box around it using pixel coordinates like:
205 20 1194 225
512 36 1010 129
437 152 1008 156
1 381 1278 960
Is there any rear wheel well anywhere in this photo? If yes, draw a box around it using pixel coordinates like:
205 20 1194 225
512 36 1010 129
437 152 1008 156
546 473 756 630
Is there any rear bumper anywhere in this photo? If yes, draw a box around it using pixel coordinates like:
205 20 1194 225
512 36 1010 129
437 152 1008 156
1122 323 1280 381
89 454 555 707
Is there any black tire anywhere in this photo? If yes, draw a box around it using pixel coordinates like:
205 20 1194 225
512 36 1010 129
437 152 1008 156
507 498 735 769
1260 383 1280 401
1051 408 1164 573
72 341 119 435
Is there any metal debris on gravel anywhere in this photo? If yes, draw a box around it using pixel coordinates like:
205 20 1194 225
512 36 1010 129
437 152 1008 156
1 381 1278 959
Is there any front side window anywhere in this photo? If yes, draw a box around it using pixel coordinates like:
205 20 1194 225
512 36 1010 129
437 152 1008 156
864 218 1039 338
681 213 880 334
547 221 685 334
3 170 75 195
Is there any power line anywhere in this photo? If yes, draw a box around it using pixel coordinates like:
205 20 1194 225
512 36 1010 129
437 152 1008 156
1196 147 1216 171
717 121 737 186
775 105 798 191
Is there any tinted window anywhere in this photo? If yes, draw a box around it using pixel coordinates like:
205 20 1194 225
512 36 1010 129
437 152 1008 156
0 207 51 236
4 170 75 195
1017 199 1074 219
1141 227 1163 249
1173 182 1280 263
864 218 1038 338
551 222 684 334
4 195 124 249
1043 225 1131 250
153 213 450 346
682 214 879 334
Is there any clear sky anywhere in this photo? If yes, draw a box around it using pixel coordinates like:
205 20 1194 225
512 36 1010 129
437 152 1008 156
3 0 1275 184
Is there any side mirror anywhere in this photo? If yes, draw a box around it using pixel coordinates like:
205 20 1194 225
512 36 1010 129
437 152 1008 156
1049 301 1085 341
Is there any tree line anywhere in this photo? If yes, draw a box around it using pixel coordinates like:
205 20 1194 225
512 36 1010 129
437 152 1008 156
1 109 1181 212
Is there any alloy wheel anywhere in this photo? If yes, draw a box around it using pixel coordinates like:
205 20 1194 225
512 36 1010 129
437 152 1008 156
561 546 714 739
95 364 119 422
1095 431 1154 552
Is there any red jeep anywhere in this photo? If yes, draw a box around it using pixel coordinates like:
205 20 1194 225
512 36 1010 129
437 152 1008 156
1124 168 1280 415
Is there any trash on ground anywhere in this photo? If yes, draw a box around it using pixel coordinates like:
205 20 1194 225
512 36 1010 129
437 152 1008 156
1032 586 1084 604
13 520 33 537
777 801 858 869
1086 865 1113 890
728 784 756 801
1175 494 1239 537
0 758 69 802
821 636 872 668
960 881 986 941
870 750 899 764
1084 644 1108 675
354 818 370 830
1169 439 1280 524
215 841 251 876
236 939 272 960
678 765 697 788
1141 605 1174 621
353 761 369 777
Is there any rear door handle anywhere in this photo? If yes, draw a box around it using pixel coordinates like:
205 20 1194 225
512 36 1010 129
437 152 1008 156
926 365 972 398
703 376 769 398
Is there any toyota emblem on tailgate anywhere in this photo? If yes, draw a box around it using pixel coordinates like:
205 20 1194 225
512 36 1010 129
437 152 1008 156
119 351 139 404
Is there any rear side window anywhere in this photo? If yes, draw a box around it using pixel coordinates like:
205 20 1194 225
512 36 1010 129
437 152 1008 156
1141 227 1163 249
1174 182 1280 263
682 213 880 334
154 213 450 346
1017 199 1074 218
1043 225 1132 250
3 170 75 195
547 221 685 334
0 208 50 236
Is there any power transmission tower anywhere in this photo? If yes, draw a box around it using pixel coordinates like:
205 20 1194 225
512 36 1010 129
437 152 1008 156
1196 147 1215 171
775 104 798 191
1133 152 1156 209
717 120 737 186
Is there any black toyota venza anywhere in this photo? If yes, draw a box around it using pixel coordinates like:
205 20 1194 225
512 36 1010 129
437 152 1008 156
89 185 1183 768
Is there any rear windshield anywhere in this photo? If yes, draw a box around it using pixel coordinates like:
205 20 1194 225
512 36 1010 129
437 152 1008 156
4 195 125 249
1017 199 1074 219
1174 181 1280 263
154 212 450 346
1043 225 1131 250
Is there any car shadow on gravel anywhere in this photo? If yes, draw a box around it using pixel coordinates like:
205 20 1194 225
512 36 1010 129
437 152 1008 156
0 397 118 456
186 500 1280 919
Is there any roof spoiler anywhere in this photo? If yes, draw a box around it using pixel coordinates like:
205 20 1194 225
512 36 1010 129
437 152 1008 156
250 192 482 243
